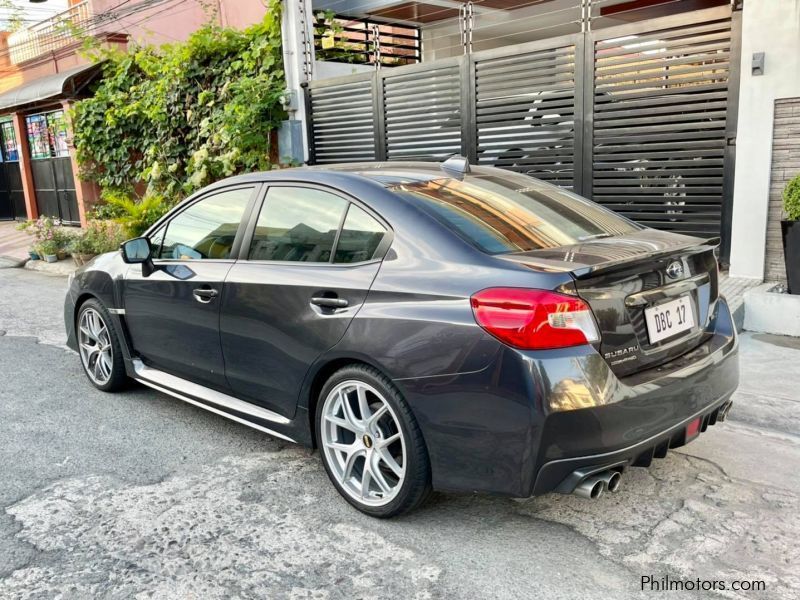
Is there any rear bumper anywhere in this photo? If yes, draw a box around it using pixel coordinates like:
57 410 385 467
399 296 738 497
533 395 733 495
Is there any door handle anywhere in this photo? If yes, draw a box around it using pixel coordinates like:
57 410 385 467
193 287 219 303
310 296 349 309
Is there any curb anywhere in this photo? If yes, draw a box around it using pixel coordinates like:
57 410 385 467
0 255 28 269
24 259 78 277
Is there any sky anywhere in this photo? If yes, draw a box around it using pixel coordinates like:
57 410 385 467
1 0 69 30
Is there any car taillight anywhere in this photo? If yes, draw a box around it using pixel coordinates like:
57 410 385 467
470 288 600 350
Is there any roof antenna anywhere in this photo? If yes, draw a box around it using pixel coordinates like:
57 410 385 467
441 155 470 178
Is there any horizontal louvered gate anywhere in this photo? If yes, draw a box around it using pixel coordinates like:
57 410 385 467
384 61 463 160
590 12 736 237
474 40 578 190
307 76 377 163
305 5 740 253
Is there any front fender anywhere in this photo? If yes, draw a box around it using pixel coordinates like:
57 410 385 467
64 252 132 360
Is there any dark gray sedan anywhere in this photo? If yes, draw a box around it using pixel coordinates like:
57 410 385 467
64 158 738 517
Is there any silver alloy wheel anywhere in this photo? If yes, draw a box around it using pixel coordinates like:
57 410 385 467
78 307 114 386
320 380 407 507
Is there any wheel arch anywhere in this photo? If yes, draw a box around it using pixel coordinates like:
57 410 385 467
74 291 99 314
301 353 414 449
72 291 136 368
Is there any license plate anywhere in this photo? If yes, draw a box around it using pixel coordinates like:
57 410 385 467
644 296 695 344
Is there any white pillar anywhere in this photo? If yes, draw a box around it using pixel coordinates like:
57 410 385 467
728 0 800 280
281 0 315 163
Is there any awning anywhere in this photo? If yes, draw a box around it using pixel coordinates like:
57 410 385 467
0 62 104 112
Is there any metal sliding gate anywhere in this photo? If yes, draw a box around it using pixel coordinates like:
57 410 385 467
26 110 81 224
305 5 741 257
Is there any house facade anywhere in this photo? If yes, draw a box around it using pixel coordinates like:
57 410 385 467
0 0 272 227
1 0 798 285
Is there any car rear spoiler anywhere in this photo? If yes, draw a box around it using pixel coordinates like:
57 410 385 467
499 237 720 280
570 237 720 280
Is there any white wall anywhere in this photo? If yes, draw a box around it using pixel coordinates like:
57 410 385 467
729 0 800 280
314 60 372 79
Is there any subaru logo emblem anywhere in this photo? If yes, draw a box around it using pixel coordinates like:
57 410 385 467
666 261 684 279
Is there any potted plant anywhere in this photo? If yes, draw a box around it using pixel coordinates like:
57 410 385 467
70 220 125 265
69 229 97 266
56 232 71 260
782 174 800 294
39 240 59 263
27 246 40 261
17 217 65 260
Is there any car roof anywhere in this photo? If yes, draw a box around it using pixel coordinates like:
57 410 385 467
210 161 504 190
303 162 458 186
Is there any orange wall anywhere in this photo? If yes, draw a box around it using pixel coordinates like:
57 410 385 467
90 0 267 48
220 0 269 30
0 32 24 94
0 0 269 94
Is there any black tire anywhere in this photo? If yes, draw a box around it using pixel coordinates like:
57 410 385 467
316 364 432 518
76 298 129 392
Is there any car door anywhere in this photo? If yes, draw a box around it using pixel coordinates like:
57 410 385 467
220 184 391 418
123 185 258 389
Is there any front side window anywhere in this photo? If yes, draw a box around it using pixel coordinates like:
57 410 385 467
158 187 253 260
249 187 348 262
334 204 387 263
148 225 166 257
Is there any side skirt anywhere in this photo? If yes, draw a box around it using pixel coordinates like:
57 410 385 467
132 359 298 443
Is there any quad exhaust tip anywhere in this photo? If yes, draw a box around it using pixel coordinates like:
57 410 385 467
601 470 622 493
568 402 734 502
574 474 606 499
573 470 622 499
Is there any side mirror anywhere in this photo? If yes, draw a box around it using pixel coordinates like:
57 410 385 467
120 237 155 276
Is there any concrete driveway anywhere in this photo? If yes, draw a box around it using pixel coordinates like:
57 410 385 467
0 221 29 266
0 268 797 599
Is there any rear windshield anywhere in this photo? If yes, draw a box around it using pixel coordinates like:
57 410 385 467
387 173 640 254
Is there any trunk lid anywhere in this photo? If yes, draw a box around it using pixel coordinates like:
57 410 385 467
500 230 720 377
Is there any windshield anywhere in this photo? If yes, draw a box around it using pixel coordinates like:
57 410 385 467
387 173 640 254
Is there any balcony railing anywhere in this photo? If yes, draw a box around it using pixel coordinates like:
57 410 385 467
7 1 93 64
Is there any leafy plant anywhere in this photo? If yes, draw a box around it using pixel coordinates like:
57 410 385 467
71 0 286 201
69 220 126 255
17 216 79 251
67 233 96 254
101 190 173 238
784 174 800 221
17 217 61 243
39 240 59 256
88 200 127 221
314 11 364 65
53 227 79 252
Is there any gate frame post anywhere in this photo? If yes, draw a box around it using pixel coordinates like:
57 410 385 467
719 6 743 266
62 99 95 228
460 53 477 163
11 111 37 221
372 72 387 161
577 32 595 199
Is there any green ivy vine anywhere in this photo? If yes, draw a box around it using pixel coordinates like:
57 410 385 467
72 0 286 202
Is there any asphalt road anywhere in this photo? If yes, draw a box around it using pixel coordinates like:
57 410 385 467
0 267 798 599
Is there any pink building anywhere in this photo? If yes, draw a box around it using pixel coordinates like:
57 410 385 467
0 0 270 226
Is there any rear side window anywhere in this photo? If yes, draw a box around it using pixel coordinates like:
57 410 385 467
158 187 252 260
249 187 348 262
334 205 387 264
388 174 639 254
